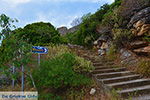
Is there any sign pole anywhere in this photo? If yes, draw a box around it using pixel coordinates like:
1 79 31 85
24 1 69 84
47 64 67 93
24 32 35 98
21 65 24 91
38 53 40 66
12 65 15 89
32 46 48 66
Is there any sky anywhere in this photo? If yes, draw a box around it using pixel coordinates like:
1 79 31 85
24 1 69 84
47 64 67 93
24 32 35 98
0 0 114 29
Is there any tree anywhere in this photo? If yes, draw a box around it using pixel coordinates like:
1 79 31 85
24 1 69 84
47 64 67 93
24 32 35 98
13 22 61 45
81 13 91 22
71 17 82 27
0 14 18 40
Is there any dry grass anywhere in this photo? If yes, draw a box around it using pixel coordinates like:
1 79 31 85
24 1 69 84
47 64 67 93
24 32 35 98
136 59 150 77
46 44 71 59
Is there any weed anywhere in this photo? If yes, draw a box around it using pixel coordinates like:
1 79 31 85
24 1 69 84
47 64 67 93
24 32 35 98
106 45 117 61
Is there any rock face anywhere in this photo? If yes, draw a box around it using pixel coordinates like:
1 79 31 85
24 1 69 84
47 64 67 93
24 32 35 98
128 7 150 36
128 41 149 50
126 7 150 57
57 27 68 35
133 45 150 56
57 25 79 35
128 7 150 28
127 40 150 57
119 0 150 20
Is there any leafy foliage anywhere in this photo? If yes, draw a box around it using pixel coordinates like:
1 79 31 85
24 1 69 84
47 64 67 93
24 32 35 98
32 51 93 99
64 1 122 47
70 17 82 27
113 29 133 49
0 34 32 81
73 56 94 73
106 45 117 61
13 22 61 45
0 14 18 40
0 14 32 87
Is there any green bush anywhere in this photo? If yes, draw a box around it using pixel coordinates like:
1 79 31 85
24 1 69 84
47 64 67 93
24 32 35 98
106 45 117 61
39 93 63 100
73 56 94 73
63 1 122 47
113 29 133 49
32 53 92 93
13 22 62 45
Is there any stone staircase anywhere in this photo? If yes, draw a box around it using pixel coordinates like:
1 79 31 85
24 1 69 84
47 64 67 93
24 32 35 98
77 50 150 100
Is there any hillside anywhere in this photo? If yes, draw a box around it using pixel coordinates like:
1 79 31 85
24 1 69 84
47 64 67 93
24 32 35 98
0 0 150 100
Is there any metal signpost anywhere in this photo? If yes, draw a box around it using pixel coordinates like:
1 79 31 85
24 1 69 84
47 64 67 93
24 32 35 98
12 65 15 89
21 65 24 91
32 46 48 66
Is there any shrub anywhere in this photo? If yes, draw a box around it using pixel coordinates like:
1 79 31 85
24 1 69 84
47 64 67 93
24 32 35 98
46 44 71 59
13 22 61 45
106 45 117 61
32 53 92 94
113 29 133 49
39 93 63 100
73 56 94 74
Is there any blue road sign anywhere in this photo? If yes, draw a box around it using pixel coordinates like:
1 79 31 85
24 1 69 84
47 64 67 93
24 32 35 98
32 46 48 54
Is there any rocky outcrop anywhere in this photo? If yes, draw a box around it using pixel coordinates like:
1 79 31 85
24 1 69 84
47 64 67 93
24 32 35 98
119 0 150 20
128 7 150 36
68 25 79 33
127 40 150 57
133 45 150 57
57 25 79 35
128 41 149 50
126 7 150 57
128 7 150 28
57 27 68 35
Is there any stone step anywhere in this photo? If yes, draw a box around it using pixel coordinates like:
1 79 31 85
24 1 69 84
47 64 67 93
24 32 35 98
92 67 126 74
102 75 141 84
118 85 150 98
94 66 115 70
132 94 150 100
108 79 150 90
93 63 103 66
96 71 132 79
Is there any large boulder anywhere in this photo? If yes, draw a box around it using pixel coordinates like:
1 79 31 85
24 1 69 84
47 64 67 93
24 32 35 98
128 7 150 36
128 7 150 28
129 40 149 50
57 26 68 35
57 25 79 35
133 45 150 57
